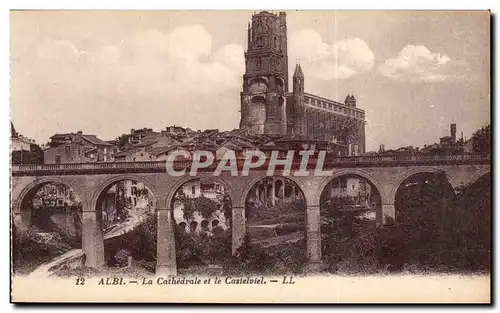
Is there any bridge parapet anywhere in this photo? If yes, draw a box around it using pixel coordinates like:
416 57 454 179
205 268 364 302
11 153 490 176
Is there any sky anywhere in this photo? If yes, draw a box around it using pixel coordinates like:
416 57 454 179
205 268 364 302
10 10 490 151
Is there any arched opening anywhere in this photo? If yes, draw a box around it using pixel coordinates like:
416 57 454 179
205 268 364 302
276 78 285 93
446 171 491 271
240 176 307 274
94 179 157 272
189 221 199 234
201 220 209 231
171 177 232 273
390 171 460 272
248 78 268 93
250 95 266 103
12 181 83 275
319 174 382 273
278 96 285 107
395 171 455 224
178 222 187 234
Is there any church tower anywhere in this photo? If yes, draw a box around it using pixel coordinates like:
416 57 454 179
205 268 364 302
291 63 307 137
239 11 288 136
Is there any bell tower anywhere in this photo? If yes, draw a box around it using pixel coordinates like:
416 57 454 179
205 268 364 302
239 11 288 136
291 63 307 136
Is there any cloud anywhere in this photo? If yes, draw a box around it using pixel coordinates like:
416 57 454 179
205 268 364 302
12 25 246 142
379 45 470 82
289 29 375 80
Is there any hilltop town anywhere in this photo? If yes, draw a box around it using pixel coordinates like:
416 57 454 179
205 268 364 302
10 121 491 166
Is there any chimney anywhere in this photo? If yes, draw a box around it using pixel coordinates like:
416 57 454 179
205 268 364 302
450 124 457 143
378 144 385 153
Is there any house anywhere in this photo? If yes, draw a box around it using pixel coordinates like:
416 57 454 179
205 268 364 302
11 122 34 152
129 128 157 144
164 125 189 136
11 122 44 164
44 131 116 164
113 147 155 162
149 135 181 149
148 146 178 161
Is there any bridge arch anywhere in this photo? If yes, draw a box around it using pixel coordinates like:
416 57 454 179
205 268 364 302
466 168 491 188
90 174 159 212
239 175 311 208
14 177 84 214
241 174 309 272
315 169 387 206
389 167 453 204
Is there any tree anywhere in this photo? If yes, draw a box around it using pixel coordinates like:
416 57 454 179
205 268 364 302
177 195 219 220
472 124 491 154
115 134 132 148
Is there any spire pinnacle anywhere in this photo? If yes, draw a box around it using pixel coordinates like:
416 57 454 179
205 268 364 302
293 62 304 78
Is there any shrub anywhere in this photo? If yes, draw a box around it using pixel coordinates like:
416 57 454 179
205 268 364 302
114 249 132 267
270 240 307 274
230 235 275 274
175 230 205 268
176 195 219 220
134 259 156 273
227 235 307 274
203 229 232 264
12 224 73 274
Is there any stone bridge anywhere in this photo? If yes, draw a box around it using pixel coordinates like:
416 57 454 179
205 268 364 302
11 153 490 275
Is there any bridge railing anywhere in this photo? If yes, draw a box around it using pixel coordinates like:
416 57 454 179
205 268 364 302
11 153 490 174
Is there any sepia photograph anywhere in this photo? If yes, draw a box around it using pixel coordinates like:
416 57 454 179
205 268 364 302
9 8 491 303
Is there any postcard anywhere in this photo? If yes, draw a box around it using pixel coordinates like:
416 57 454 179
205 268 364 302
10 10 491 303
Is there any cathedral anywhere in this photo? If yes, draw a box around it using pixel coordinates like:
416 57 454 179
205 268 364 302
239 11 366 155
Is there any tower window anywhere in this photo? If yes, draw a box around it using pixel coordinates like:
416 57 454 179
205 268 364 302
257 36 262 46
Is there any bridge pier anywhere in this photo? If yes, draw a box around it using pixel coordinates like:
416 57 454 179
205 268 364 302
82 208 105 268
231 207 246 254
382 203 396 225
12 210 31 232
306 205 322 272
156 208 177 276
